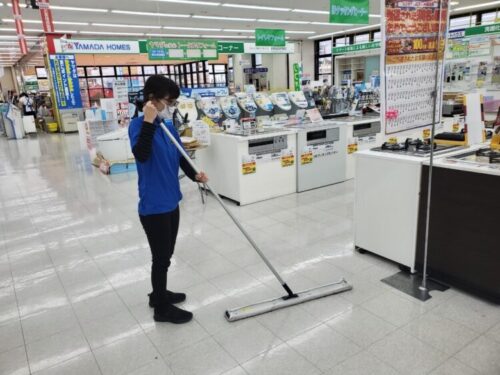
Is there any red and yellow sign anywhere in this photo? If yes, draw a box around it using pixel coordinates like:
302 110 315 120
347 144 358 154
281 154 295 167
242 161 256 175
300 152 313 165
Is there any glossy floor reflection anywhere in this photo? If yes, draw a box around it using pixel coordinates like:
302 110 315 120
1 133 499 375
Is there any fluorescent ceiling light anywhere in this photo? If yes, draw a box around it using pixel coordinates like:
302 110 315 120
223 29 254 33
309 24 381 39
450 1 459 5
200 35 249 39
369 14 381 18
92 23 161 29
111 10 190 18
1 19 89 26
163 26 221 31
222 3 290 11
311 21 355 26
23 28 77 33
258 19 310 24
453 1 500 11
193 15 256 21
146 33 201 37
292 9 328 14
79 31 145 36
153 0 220 4
0 36 39 40
50 5 108 12
286 30 316 34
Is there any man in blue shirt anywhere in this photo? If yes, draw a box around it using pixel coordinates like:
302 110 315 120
129 75 208 324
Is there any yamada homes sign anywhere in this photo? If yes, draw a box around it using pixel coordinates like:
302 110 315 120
54 39 140 54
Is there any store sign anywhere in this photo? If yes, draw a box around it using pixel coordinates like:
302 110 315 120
147 39 218 60
255 29 286 47
330 0 369 25
180 87 229 98
465 23 500 37
293 63 302 91
55 39 140 54
243 42 295 54
218 42 244 53
48 54 82 110
243 67 268 74
332 41 380 54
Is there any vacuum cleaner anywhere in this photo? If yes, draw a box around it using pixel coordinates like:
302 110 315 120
158 121 352 322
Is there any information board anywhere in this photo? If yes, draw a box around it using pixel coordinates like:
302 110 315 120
49 54 82 110
147 39 218 61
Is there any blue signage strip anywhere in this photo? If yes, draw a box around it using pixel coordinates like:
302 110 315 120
49 54 82 110
243 67 269 74
180 87 229 98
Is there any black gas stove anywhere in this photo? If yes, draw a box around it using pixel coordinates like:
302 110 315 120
475 148 500 164
373 138 457 157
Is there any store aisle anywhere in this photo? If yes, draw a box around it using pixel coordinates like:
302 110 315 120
1 134 499 375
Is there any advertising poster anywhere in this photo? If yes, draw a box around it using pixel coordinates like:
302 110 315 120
382 0 449 135
49 54 82 110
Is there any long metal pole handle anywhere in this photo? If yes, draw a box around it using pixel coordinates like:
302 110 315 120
158 121 290 290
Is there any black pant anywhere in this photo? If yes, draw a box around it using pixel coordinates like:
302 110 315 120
140 207 180 300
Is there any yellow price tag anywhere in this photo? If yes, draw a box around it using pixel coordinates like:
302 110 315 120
300 152 313 165
242 162 256 175
347 144 358 154
281 155 295 167
388 137 398 144
202 116 216 128
452 123 459 132
423 129 431 139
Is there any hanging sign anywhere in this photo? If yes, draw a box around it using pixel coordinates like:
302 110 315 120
11 0 28 55
48 54 82 110
243 43 295 54
332 41 380 54
54 39 140 54
293 63 302 91
217 42 245 54
147 39 218 60
330 0 369 25
382 0 449 135
255 29 286 47
465 23 500 37
37 0 55 33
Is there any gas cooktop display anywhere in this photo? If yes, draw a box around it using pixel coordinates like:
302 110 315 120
373 138 458 157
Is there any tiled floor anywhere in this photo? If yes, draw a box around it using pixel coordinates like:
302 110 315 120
1 133 499 375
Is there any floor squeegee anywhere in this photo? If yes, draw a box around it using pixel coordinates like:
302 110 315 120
159 121 353 322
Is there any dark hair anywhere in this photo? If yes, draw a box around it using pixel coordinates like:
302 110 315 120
143 75 180 101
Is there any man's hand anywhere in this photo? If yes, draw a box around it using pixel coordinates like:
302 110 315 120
143 101 158 124
195 172 208 183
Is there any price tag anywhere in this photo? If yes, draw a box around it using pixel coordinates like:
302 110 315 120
242 155 256 175
388 137 398 144
452 123 459 132
301 152 313 165
423 128 431 139
347 143 358 154
281 149 295 167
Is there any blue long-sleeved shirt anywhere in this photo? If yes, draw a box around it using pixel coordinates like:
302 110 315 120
129 116 196 216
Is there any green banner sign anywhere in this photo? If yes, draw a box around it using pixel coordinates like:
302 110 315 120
465 23 500 37
217 42 245 54
255 29 286 47
293 63 302 91
330 0 369 24
146 39 218 60
332 41 380 54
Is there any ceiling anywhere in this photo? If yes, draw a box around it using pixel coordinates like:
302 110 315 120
0 0 496 66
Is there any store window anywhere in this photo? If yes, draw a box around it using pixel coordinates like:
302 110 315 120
355 33 370 44
209 64 228 87
481 11 497 25
449 15 477 30
86 67 100 77
315 37 334 84
319 40 332 55
101 67 115 76
255 54 263 67
334 37 350 47
373 31 382 41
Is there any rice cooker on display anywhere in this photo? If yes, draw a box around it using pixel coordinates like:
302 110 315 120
235 92 258 117
219 96 241 120
197 96 222 123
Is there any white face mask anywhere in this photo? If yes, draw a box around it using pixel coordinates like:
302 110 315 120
158 105 175 120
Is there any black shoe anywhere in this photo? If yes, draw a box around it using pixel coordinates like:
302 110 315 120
148 290 186 307
154 303 193 324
